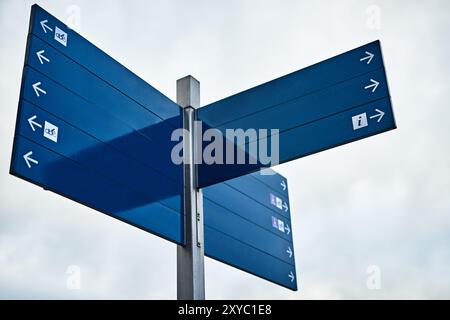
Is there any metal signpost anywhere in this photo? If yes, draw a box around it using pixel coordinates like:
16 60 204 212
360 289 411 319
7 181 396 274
9 5 396 299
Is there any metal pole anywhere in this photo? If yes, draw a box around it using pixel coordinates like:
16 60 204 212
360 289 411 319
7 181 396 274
176 75 205 300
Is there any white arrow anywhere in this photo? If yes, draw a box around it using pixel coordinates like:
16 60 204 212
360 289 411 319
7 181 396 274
364 79 380 93
40 20 53 33
288 271 295 283
280 180 286 191
359 51 374 64
27 115 42 132
36 50 50 65
282 201 289 212
23 151 38 168
286 246 293 258
285 224 291 235
370 108 385 123
32 82 46 97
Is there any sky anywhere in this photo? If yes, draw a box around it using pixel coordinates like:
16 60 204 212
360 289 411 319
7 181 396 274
0 0 449 299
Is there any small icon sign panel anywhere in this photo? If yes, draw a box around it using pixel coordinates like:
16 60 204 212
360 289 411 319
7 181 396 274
352 113 368 130
43 121 58 142
54 26 67 46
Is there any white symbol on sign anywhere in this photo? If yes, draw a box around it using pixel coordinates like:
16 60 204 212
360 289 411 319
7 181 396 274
271 216 278 229
288 271 295 283
286 246 293 258
370 108 385 123
352 108 385 130
54 26 68 47
44 121 59 143
36 50 50 65
278 219 285 232
23 151 38 168
280 180 286 191
352 113 368 130
270 193 276 206
360 51 375 64
285 224 291 235
32 82 46 97
28 115 42 131
40 19 53 33
364 79 380 93
282 201 289 212
276 197 283 210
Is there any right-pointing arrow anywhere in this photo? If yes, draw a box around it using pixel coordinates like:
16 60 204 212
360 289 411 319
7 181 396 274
36 50 50 65
359 51 375 64
285 224 291 235
286 246 293 258
280 180 286 191
364 79 380 93
282 201 289 212
32 82 47 97
288 271 295 283
370 109 385 123
27 115 42 132
23 151 38 168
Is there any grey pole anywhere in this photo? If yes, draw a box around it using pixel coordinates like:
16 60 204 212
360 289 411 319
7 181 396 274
176 75 205 300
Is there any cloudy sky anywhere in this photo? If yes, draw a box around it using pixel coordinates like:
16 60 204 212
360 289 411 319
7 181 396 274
1 0 449 299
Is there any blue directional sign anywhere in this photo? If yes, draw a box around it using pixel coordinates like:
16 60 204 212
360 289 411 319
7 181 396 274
10 5 184 244
197 40 396 187
203 169 297 290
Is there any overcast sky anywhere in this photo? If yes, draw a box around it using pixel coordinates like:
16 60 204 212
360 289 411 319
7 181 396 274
1 0 449 299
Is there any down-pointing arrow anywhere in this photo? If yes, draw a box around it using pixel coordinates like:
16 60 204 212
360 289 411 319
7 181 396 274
23 151 38 168
27 115 42 132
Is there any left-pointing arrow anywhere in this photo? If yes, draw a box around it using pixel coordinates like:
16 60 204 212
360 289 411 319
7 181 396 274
36 50 50 65
40 20 53 33
23 151 38 168
27 115 42 132
32 82 46 97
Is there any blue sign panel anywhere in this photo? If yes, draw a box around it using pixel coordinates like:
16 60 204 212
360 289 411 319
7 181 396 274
10 5 184 244
203 169 297 290
198 40 396 187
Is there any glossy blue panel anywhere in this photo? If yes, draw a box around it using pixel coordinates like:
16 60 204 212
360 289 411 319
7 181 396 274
205 226 297 291
21 66 182 183
11 135 183 244
30 4 180 127
199 40 384 127
197 41 395 187
203 171 297 290
215 68 389 138
10 5 184 245
17 100 182 213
